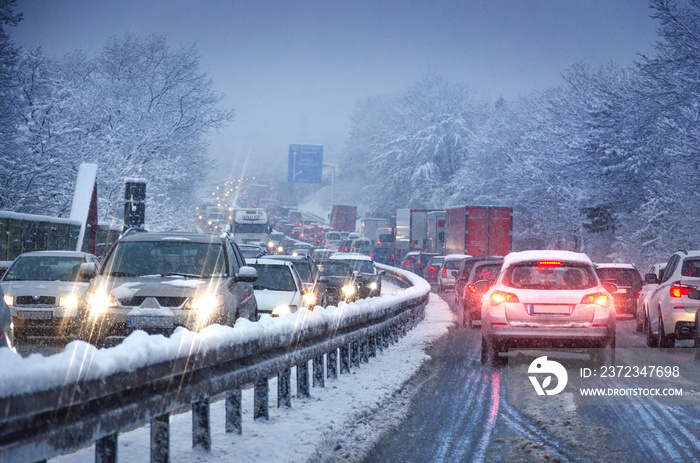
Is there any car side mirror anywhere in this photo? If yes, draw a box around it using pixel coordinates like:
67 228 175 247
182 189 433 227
378 270 386 276
318 276 329 283
79 262 98 279
603 282 618 294
473 280 491 293
688 290 700 300
644 273 659 284
236 266 258 282
451 270 458 278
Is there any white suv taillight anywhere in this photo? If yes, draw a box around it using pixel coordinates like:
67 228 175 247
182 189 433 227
670 281 697 298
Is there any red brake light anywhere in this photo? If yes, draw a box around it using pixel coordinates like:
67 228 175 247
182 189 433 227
391 254 395 259
442 268 447 273
670 281 696 297
467 283 476 293
428 267 435 272
406 260 410 266
538 261 561 266
491 291 519 305
370 253 374 259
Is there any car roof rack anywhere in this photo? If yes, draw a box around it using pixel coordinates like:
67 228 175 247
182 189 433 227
677 249 688 255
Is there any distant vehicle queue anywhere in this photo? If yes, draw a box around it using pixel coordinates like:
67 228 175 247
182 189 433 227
2 191 699 365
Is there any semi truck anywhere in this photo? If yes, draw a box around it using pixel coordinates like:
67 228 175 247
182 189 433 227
330 205 357 232
360 217 392 241
444 206 512 256
231 208 271 245
396 209 442 254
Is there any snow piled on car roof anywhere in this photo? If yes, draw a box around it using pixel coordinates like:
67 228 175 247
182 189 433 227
503 250 593 267
595 263 637 269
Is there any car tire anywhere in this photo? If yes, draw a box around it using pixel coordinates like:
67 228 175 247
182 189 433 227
658 315 675 348
645 312 658 347
463 311 471 329
635 312 644 332
480 336 497 365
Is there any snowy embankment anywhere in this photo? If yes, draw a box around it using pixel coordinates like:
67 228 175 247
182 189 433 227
50 284 456 462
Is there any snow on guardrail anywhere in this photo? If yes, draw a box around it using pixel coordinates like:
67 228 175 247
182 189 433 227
0 265 430 398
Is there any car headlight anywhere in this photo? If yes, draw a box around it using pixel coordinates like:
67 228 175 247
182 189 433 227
185 293 222 312
277 246 284 253
268 241 275 248
342 285 355 296
292 252 299 256
59 295 80 310
272 305 297 317
302 292 317 307
87 292 118 316
3 295 13 306
368 281 378 291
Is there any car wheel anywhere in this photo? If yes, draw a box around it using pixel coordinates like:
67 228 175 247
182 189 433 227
645 312 658 347
480 336 497 365
463 311 471 329
635 312 643 332
658 315 675 348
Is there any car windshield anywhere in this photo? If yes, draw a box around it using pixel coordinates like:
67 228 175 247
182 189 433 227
250 264 296 292
240 247 263 258
503 262 597 290
102 241 226 277
335 259 374 274
2 256 87 282
317 262 353 278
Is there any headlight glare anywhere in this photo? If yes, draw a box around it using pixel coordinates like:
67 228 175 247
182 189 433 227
368 281 378 290
302 292 317 307
186 293 222 312
272 305 296 317
3 295 13 306
59 295 80 310
342 285 355 296
88 292 117 316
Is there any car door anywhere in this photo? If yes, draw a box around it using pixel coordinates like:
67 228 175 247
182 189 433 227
648 254 680 329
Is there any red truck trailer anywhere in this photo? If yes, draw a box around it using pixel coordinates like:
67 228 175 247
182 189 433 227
330 205 357 232
444 206 512 256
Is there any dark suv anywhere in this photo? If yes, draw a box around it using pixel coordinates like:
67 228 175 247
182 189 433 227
453 256 502 306
78 231 258 347
594 263 643 316
460 257 504 328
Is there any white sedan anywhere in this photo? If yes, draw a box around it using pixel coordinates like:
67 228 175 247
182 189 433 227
245 258 315 316
479 250 616 364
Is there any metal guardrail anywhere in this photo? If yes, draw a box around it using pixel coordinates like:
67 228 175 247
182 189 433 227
0 266 429 463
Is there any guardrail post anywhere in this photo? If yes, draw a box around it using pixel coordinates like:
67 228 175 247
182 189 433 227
225 389 242 434
361 337 369 363
384 328 392 347
192 398 211 451
351 341 360 368
376 332 383 353
313 356 325 387
151 413 169 463
327 348 338 380
369 334 377 358
392 325 399 343
297 360 310 398
278 367 292 408
95 433 118 463
254 377 269 420
340 344 350 374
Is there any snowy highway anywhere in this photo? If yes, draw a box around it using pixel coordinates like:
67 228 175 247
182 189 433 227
19 281 699 463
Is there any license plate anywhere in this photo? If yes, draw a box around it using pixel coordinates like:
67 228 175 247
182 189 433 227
616 288 628 293
17 310 53 320
529 304 571 315
127 315 174 329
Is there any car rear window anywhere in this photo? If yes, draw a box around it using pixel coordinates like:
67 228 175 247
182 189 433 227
681 259 700 277
503 262 597 290
595 268 643 287
470 263 502 282
443 260 460 270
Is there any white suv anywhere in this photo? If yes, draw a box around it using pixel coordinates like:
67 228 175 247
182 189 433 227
644 250 700 348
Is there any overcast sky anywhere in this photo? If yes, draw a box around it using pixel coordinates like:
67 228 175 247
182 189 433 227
10 0 659 180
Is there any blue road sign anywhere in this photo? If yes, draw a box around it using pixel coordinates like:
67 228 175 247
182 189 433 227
288 144 323 184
